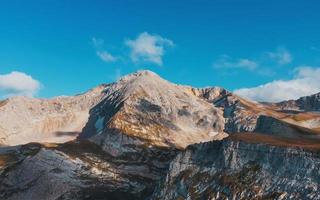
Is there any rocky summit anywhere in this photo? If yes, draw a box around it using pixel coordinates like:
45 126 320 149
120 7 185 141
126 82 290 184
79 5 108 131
1 70 320 200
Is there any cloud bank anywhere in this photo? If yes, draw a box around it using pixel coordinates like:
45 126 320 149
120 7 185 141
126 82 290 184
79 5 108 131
234 66 320 102
0 71 41 98
125 32 174 65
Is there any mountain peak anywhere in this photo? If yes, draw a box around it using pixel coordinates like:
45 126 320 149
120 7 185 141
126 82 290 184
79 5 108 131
133 70 159 77
118 70 162 83
80 69 227 150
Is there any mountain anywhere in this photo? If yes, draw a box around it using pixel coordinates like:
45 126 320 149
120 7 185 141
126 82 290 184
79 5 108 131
276 92 320 112
0 70 228 199
0 85 106 146
151 135 320 199
80 70 226 151
0 70 320 200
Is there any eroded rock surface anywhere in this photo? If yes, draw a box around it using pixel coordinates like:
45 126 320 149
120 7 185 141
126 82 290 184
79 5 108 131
0 141 178 200
151 138 320 200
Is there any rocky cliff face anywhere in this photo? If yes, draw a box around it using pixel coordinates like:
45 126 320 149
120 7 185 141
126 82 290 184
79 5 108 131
0 141 178 200
190 87 259 133
151 138 320 200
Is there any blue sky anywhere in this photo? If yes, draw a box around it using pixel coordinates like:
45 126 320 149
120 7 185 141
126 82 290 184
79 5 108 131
1 0 320 102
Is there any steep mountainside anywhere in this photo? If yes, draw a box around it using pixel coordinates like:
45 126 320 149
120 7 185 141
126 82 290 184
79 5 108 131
0 141 178 200
151 137 320 200
193 87 320 135
0 71 227 199
80 70 226 151
276 92 320 111
0 85 107 146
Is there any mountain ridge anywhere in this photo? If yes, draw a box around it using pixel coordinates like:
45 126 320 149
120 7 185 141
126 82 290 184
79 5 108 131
1 70 320 199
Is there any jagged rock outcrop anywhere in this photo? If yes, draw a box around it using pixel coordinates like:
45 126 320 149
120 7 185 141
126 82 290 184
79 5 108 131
276 92 320 112
0 85 107 145
151 137 320 200
193 87 275 133
194 87 320 135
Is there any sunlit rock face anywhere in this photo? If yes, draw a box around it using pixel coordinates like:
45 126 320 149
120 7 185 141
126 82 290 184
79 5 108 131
80 70 227 152
0 85 107 146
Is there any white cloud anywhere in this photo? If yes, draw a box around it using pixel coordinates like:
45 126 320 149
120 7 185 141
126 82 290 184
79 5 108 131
213 55 258 71
0 71 41 98
91 38 117 63
267 47 292 65
234 66 320 102
97 51 117 62
213 47 293 74
237 59 258 70
125 32 174 65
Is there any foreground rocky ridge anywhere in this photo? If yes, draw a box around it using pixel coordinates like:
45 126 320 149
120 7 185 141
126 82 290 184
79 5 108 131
0 70 320 199
0 141 177 200
151 137 320 200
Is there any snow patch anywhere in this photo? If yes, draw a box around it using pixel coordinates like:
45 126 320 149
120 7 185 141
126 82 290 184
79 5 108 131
95 116 105 133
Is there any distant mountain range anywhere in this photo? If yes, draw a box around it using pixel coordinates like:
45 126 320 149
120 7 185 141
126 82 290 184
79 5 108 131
0 70 320 200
